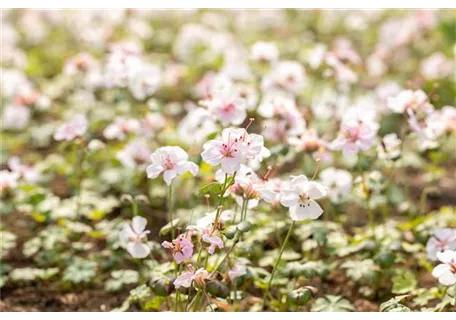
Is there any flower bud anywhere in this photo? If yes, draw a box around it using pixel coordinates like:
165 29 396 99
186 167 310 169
224 225 238 239
288 288 313 306
237 221 252 233
151 278 173 296
206 280 230 298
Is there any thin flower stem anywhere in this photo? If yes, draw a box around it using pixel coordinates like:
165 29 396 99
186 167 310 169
168 184 175 239
262 220 296 310
174 263 182 311
191 290 202 312
212 172 237 230
132 200 138 217
75 142 87 219
185 287 193 311
203 289 214 312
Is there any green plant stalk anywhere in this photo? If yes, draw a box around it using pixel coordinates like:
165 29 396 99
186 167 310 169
262 220 296 310
191 290 202 312
168 184 175 239
212 172 237 230
132 200 138 216
174 263 182 311
75 143 87 219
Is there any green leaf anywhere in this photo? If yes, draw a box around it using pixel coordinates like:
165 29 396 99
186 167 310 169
380 295 411 312
159 218 180 236
311 295 355 312
392 270 417 295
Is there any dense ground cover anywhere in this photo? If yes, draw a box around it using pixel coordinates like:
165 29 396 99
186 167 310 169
1 9 455 312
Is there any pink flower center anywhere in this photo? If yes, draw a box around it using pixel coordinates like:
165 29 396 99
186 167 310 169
164 157 175 170
450 262 456 274
221 136 241 158
221 103 235 115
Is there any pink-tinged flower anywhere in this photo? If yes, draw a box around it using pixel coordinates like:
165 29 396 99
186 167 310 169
103 117 140 140
128 63 161 100
162 235 194 264
280 175 327 221
174 267 209 289
202 229 224 255
432 250 456 286
331 38 362 65
201 128 248 174
119 216 151 259
420 52 453 80
140 113 166 137
178 108 217 144
331 118 378 157
194 210 234 231
54 114 88 141
116 140 151 169
64 52 99 76
234 84 258 111
258 178 289 205
8 157 40 183
320 168 352 203
407 109 446 143
14 89 49 109
289 129 323 153
0 170 19 194
441 106 456 133
325 53 358 84
208 90 247 126
387 89 433 114
378 133 402 160
228 265 247 280
250 41 279 63
228 170 263 208
2 105 31 131
426 229 456 261
261 61 306 95
146 146 198 185
174 272 194 289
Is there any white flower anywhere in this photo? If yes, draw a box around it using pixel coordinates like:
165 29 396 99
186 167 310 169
331 114 378 157
140 113 166 137
193 210 234 231
308 44 327 70
2 105 31 131
201 128 248 174
261 61 307 95
116 140 151 169
250 41 279 62
103 117 140 140
54 114 88 141
420 52 453 80
119 216 151 259
258 178 289 204
426 229 456 260
387 90 433 114
208 90 247 126
146 146 199 185
441 106 456 133
128 63 161 100
228 265 247 280
174 268 209 289
234 84 258 111
378 133 402 160
178 108 217 144
280 175 327 221
320 168 352 203
8 157 40 183
0 170 19 194
432 250 456 286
